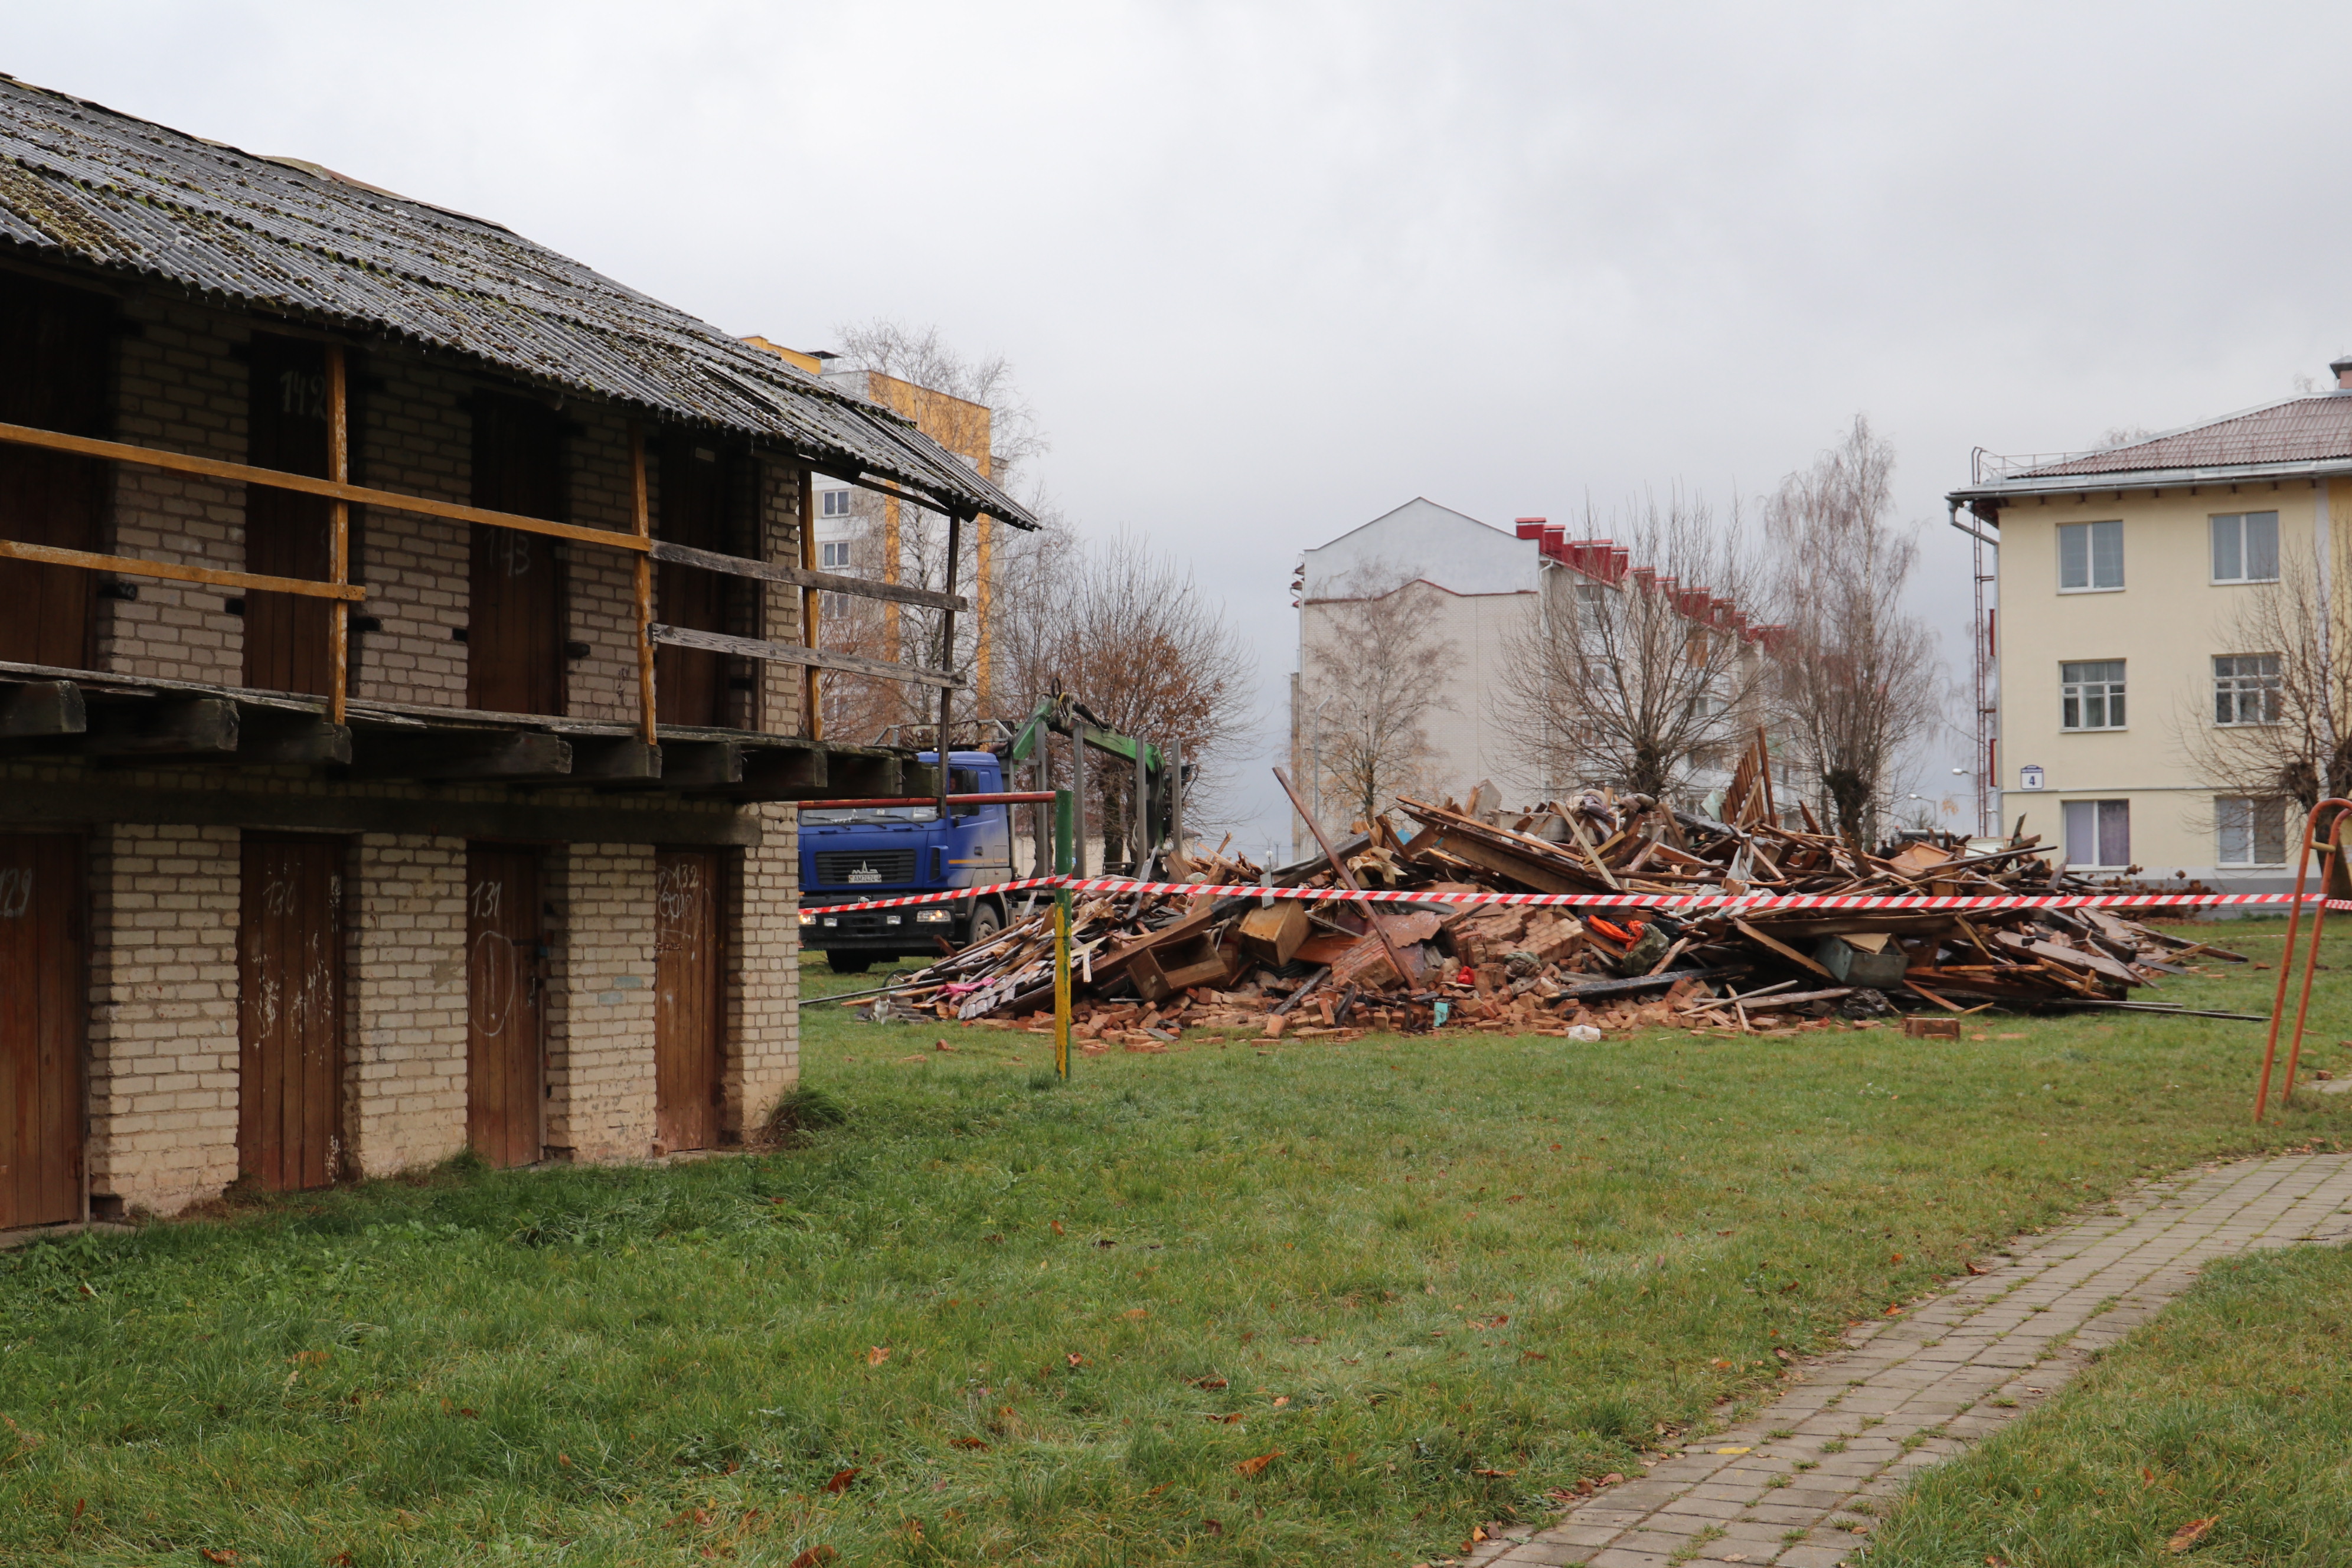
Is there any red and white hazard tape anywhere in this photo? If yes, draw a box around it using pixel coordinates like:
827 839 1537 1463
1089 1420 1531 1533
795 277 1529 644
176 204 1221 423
806 874 2352 916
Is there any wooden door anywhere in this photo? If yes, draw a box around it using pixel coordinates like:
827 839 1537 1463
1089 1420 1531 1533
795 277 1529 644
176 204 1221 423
465 845 544 1168
654 848 724 1152
654 435 737 727
468 395 564 715
237 837 345 1191
0 836 83 1230
0 274 111 670
243 334 335 695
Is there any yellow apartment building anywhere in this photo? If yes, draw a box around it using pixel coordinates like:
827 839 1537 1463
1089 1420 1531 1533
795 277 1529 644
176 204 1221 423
1949 360 2352 890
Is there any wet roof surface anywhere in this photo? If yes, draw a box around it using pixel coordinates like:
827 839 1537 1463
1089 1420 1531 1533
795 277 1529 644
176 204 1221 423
0 76 1033 527
2020 394 2352 478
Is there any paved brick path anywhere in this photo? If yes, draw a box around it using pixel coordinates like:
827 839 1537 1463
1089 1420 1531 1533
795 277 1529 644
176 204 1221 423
1468 1153 2352 1568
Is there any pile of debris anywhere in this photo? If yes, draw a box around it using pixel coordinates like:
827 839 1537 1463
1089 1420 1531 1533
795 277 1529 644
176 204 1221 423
844 756 2246 1041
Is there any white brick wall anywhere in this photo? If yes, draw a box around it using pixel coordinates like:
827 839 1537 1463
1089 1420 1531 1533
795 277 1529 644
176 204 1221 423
345 834 468 1175
544 842 658 1162
84 822 241 1214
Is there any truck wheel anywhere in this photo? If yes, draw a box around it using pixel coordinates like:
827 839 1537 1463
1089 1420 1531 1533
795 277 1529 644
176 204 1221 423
966 902 1002 946
826 952 873 974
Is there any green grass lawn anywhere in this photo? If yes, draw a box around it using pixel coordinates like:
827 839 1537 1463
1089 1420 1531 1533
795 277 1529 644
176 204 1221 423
1865 1242 2352 1567
2 920 2348 1567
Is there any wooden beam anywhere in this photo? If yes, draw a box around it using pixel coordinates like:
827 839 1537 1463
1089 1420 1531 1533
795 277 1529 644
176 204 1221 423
0 778 760 846
0 419 651 556
0 681 85 738
799 465 820 741
825 750 900 798
326 344 351 725
648 622 961 690
348 730 573 780
0 538 367 601
565 736 661 782
84 697 239 757
631 423 657 746
648 538 969 611
236 715 354 767
729 743 829 799
656 740 744 788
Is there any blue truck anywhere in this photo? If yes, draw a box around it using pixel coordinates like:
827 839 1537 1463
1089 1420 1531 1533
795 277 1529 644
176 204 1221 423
798 749 1017 972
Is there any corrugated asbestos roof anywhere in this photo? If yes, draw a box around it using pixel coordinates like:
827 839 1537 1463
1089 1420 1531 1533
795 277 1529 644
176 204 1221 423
2021 394 2352 478
0 76 1035 528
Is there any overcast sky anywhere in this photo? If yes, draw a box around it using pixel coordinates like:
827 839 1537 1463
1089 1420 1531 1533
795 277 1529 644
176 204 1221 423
12 2 2352 854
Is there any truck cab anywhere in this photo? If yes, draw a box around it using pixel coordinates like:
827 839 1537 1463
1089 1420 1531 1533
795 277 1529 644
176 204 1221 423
798 750 1017 972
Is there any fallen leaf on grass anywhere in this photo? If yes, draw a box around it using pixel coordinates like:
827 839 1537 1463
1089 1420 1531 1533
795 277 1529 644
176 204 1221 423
1202 1518 1224 1536
200 1553 237 1565
1192 1376 1229 1390
2168 1517 2218 1553
287 1350 329 1366
1520 1351 1548 1362
824 1468 860 1494
949 1438 990 1450
1206 1412 1244 1424
1233 1451 1282 1478
1066 1353 1085 1367
1145 1482 1171 1497
1123 1308 1148 1319
328 1554 354 1567
867 1347 892 1366
1472 1467 1515 1477
788 1550 837 1568
1050 1220 1064 1235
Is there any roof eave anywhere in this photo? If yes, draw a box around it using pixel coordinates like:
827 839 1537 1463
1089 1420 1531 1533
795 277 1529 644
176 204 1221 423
1947 455 2352 518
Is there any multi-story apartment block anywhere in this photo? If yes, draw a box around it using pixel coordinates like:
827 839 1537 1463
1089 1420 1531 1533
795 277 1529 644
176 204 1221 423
0 80 1030 1229
1949 362 2352 888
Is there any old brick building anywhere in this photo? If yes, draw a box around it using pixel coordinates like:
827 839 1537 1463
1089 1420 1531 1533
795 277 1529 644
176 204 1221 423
0 78 1030 1226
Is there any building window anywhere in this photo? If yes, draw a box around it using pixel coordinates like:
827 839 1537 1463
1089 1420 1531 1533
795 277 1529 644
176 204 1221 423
820 488 854 518
2213 654 2282 725
820 541 853 570
2216 796 2289 866
2061 660 2126 730
2211 512 2280 584
819 592 853 618
2057 520 2124 591
2063 799 2131 868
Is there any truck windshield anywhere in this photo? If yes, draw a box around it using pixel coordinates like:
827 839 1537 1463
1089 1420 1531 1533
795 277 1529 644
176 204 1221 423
803 805 940 825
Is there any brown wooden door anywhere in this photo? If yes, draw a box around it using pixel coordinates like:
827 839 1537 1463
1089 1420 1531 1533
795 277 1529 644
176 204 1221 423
243 334 334 695
0 275 111 670
469 395 564 715
237 837 345 1191
0 835 83 1230
654 848 724 1152
466 845 544 1168
654 436 736 727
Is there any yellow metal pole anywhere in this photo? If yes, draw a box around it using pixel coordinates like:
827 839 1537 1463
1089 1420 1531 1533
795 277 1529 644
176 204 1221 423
1053 892 1073 1082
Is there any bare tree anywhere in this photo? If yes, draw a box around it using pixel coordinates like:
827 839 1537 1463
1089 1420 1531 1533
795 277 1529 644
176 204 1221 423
2177 548 2349 865
1761 415 1942 851
1299 560 1456 829
990 525 1256 855
812 322 1053 741
1495 494 1769 806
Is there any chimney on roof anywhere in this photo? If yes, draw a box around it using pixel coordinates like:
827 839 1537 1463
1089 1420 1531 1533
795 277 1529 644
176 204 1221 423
2333 354 2352 391
1514 517 1547 540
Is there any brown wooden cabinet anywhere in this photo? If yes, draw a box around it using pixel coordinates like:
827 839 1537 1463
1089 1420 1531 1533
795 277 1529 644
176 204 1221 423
0 275 110 671
0 835 84 1230
236 836 345 1191
465 844 544 1169
653 848 724 1152
468 395 564 716
242 334 341 695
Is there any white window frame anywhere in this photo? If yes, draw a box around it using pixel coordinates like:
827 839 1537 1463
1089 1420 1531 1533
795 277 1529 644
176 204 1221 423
2057 519 2125 593
819 488 854 518
2060 659 2127 731
2062 798 2132 870
2210 511 2281 585
819 541 854 571
2215 796 2289 867
2212 654 2282 726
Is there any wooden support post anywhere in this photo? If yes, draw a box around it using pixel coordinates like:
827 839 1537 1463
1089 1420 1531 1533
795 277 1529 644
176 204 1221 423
935 510 964 817
325 346 350 724
631 424 656 747
1273 765 1416 988
800 465 821 740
